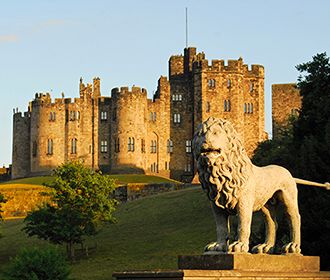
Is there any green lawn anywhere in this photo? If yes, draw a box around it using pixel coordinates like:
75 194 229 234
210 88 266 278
0 186 266 279
0 187 214 279
0 174 180 187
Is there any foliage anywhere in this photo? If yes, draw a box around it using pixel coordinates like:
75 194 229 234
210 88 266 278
3 247 70 280
0 192 7 220
0 192 7 236
253 52 330 269
23 162 117 259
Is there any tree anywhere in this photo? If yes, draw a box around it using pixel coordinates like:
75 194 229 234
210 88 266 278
0 193 7 236
23 162 117 259
4 247 71 280
253 52 330 269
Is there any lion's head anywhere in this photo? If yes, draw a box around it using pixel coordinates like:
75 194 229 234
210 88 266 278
193 117 253 211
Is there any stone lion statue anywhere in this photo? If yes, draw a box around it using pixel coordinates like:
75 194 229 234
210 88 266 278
193 117 301 254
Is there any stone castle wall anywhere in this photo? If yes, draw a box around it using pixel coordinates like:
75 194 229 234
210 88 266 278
272 83 301 139
12 47 278 181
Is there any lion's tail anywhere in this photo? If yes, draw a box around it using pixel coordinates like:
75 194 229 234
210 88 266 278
294 178 330 190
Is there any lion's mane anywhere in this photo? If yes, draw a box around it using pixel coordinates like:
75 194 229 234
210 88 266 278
193 117 253 210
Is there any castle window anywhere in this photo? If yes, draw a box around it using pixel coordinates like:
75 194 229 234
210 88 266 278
227 79 231 88
77 111 80 120
47 139 53 155
70 111 75 121
101 111 107 120
186 140 192 153
49 112 56 121
71 138 77 154
115 138 120 152
128 137 132 151
128 137 135 152
151 163 157 173
173 113 181 123
184 161 192 172
150 112 153 121
178 94 182 101
208 79 216 88
206 102 211 112
224 100 231 112
167 139 173 153
141 139 146 153
101 140 108 153
249 82 254 93
153 112 156 122
244 103 247 113
150 140 157 153
32 141 37 157
247 103 253 113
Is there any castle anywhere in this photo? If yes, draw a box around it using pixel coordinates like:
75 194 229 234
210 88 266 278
12 47 299 181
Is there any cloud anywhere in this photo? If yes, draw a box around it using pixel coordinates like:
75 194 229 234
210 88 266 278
0 34 19 43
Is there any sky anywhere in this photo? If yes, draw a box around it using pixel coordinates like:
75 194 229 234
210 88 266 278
1 0 329 166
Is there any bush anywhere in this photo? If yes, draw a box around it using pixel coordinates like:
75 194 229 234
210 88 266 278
4 247 71 280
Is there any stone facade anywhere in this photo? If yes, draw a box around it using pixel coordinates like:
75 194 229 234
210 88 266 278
272 83 302 139
12 47 268 181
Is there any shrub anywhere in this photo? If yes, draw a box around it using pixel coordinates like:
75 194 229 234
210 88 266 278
4 247 71 280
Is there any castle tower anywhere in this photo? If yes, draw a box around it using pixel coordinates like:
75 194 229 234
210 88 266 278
12 110 31 179
110 86 149 173
272 83 301 139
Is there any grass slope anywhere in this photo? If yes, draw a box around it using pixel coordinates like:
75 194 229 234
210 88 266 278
0 187 214 279
0 174 180 187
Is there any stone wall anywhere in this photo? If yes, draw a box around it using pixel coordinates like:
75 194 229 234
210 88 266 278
272 84 301 139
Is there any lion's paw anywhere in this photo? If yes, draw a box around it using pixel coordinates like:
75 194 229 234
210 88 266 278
251 243 274 254
228 241 249 253
204 242 227 253
282 242 301 254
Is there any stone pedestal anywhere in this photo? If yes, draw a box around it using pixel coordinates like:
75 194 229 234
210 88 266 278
113 254 330 280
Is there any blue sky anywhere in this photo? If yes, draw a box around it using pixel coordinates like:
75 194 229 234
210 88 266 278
1 0 329 166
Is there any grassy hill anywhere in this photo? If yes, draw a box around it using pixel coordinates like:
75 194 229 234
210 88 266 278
0 174 180 187
0 187 215 279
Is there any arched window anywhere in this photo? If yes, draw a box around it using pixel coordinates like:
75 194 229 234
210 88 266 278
47 139 53 155
224 100 227 112
244 103 247 113
250 103 253 113
71 138 77 154
153 112 156 122
49 112 52 121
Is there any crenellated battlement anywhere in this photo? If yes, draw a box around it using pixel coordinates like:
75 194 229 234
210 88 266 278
111 86 147 98
192 55 263 77
13 110 31 120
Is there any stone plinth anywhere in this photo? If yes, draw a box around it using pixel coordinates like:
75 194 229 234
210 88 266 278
178 254 320 272
113 255 330 280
